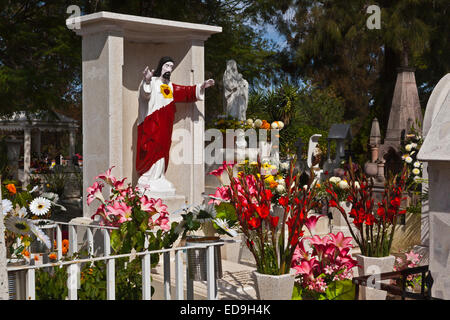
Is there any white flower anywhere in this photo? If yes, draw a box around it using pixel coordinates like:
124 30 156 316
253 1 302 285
411 143 418 149
405 156 413 164
18 207 27 218
280 162 290 171
338 180 350 189
329 176 342 184
213 218 238 237
413 161 421 168
271 122 279 129
1 199 13 215
276 179 286 186
354 181 361 189
254 119 262 128
412 168 421 175
278 121 284 129
29 197 52 216
276 184 286 194
405 144 413 152
246 118 253 125
5 216 33 236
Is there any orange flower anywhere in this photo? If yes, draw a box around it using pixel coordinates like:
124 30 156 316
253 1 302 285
6 183 16 194
22 249 30 258
34 255 40 261
62 247 68 255
48 253 57 260
62 239 69 248
88 268 93 275
269 181 279 189
53 240 57 249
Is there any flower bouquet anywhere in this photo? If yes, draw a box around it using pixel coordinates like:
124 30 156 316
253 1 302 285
212 159 321 275
87 167 179 255
325 159 408 257
392 250 423 291
2 181 59 261
291 232 357 300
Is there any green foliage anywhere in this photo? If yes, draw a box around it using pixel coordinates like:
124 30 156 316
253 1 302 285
36 265 69 300
42 166 66 197
292 280 355 300
247 83 346 157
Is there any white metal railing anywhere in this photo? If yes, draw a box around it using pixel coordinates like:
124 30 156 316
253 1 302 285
6 221 226 300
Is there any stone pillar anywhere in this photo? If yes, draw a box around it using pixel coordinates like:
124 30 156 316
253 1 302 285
417 73 450 299
23 128 31 186
69 129 76 159
0 178 9 299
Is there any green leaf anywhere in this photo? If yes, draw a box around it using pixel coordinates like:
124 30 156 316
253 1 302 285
110 229 122 252
325 280 355 300
291 283 303 300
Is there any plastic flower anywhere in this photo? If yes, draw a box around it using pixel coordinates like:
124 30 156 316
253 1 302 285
413 161 421 168
213 218 238 237
2 199 13 215
29 197 52 216
412 168 420 175
6 183 16 194
329 176 341 184
405 156 413 164
5 216 33 236
338 180 350 189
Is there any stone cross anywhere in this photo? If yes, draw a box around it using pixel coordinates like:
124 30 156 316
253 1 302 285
0 177 9 299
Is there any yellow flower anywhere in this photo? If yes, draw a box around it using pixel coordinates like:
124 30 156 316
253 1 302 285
269 181 278 189
160 84 173 99
265 175 275 184
275 175 283 181
250 161 258 166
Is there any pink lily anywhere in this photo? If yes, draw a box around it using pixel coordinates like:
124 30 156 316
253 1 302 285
95 166 117 185
305 214 325 233
87 181 105 205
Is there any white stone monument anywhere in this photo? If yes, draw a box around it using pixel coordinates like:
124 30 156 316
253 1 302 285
70 12 221 217
417 73 450 300
223 60 248 120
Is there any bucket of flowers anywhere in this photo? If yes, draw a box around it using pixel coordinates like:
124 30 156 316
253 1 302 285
2 181 60 265
210 158 321 299
325 159 408 299
291 232 358 300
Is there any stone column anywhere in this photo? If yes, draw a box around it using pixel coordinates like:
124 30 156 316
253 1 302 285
0 178 9 299
79 26 124 218
23 128 31 186
69 129 76 159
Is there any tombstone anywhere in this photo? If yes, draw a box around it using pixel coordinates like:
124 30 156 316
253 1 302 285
323 124 352 175
70 12 221 218
417 73 450 300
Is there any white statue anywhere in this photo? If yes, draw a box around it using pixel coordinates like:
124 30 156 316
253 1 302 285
223 60 248 120
137 56 214 197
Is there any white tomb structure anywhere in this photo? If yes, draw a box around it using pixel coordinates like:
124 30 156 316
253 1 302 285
70 12 221 217
417 73 450 300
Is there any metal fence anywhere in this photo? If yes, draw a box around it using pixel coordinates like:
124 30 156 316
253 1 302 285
6 221 225 300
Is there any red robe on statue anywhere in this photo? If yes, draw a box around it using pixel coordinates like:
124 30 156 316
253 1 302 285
136 83 199 176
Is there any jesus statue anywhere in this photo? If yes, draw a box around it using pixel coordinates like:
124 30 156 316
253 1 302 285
136 56 214 196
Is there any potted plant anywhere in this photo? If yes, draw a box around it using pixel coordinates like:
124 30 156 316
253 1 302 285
211 159 320 300
325 159 408 300
291 232 358 300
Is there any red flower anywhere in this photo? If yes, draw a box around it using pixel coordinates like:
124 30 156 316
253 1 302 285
256 205 270 219
377 207 385 217
365 214 375 226
269 215 279 228
279 196 289 207
390 197 401 208
248 217 261 229
262 189 273 201
329 199 338 207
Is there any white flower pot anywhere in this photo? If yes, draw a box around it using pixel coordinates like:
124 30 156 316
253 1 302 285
356 254 395 300
253 268 296 300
